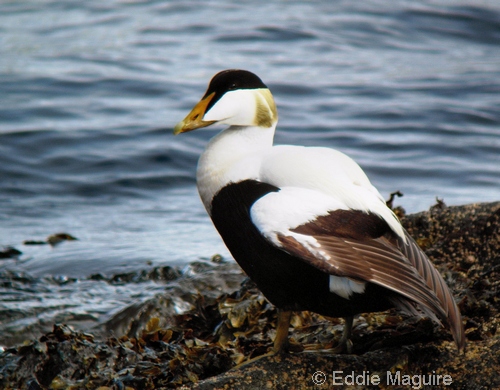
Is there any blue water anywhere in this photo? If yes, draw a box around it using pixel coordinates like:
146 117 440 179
0 0 499 346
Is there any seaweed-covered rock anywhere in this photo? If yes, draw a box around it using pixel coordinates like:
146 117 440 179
0 202 498 389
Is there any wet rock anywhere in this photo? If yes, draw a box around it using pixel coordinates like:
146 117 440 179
0 202 498 389
23 232 77 246
46 233 78 246
0 246 22 259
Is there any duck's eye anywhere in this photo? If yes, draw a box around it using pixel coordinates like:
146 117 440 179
229 83 237 90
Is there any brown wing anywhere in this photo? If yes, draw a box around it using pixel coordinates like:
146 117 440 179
392 231 465 351
276 210 465 351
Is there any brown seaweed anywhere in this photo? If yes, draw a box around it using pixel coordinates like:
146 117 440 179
0 201 499 389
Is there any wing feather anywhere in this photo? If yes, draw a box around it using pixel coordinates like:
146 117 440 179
314 235 447 318
392 232 465 350
256 201 465 351
249 164 464 350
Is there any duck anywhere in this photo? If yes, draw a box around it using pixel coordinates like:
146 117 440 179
173 69 465 357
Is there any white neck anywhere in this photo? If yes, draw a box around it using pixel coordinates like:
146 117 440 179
196 124 276 212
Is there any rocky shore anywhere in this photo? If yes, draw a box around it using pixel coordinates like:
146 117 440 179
1 201 499 389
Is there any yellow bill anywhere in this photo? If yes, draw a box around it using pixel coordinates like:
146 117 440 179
173 92 216 135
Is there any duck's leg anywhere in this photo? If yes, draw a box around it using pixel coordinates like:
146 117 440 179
333 316 353 353
234 309 292 368
302 315 354 354
272 309 292 353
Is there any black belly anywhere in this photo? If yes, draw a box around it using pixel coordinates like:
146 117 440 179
209 180 394 318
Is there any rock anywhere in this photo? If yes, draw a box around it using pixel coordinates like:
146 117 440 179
0 202 498 389
187 201 500 389
0 246 22 259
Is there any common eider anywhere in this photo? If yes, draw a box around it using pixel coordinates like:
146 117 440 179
173 69 465 356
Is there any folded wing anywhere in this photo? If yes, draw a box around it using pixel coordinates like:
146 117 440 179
250 186 465 351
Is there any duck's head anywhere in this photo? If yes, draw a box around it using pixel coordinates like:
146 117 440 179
174 69 278 134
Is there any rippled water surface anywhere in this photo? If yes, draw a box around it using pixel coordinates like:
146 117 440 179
0 0 499 346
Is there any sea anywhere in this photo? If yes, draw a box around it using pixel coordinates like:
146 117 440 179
0 0 498 347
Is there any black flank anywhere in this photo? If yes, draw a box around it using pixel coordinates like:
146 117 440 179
209 179 394 317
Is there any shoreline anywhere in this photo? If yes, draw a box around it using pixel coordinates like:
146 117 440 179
1 201 499 389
